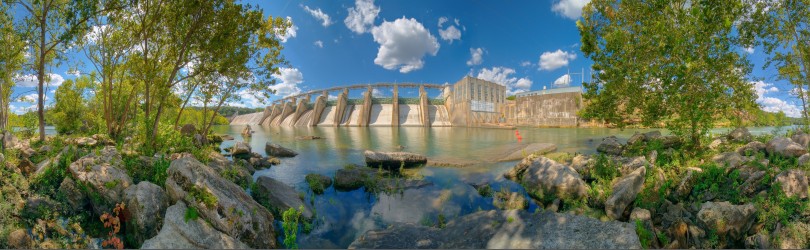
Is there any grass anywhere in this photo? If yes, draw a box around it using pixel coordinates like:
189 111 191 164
282 206 302 249
188 186 218 208
184 206 199 223
635 219 654 249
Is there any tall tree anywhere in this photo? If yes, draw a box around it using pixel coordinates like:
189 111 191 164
578 0 757 148
0 3 27 132
9 0 100 141
740 0 810 124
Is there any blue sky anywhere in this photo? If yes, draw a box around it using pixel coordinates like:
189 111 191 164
7 0 805 117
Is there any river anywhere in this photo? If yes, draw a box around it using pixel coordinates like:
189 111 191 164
210 125 794 248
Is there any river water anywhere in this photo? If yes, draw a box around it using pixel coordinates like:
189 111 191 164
211 125 792 248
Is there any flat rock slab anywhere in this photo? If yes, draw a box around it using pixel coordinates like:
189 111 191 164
349 210 641 249
427 156 479 168
364 150 427 169
498 143 558 162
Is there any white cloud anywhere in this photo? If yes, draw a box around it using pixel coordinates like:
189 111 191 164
552 0 590 20
370 17 440 73
744 47 755 54
520 61 533 67
365 89 384 98
539 49 577 71
476 67 533 95
270 67 303 98
314 40 324 48
466 47 484 66
439 25 461 43
9 104 34 115
753 81 801 117
20 93 49 103
438 17 448 27
66 69 81 77
301 5 333 27
554 74 572 87
454 18 460 26
14 73 65 88
344 0 380 34
84 25 109 44
276 17 298 43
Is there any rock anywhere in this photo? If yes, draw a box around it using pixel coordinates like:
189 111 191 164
58 178 88 214
736 141 766 156
630 208 651 222
774 222 810 249
493 190 528 210
766 137 807 158
605 166 646 220
546 198 561 212
642 131 662 141
712 151 752 169
164 157 276 249
570 154 594 179
207 152 252 188
498 143 557 161
248 157 275 170
75 137 98 147
251 176 313 220
305 173 333 194
596 136 623 156
505 156 588 200
349 210 641 249
68 146 133 215
745 232 771 249
627 132 645 146
739 171 767 196
800 154 810 167
334 166 383 191
7 229 31 249
728 127 753 143
229 142 252 159
364 150 427 170
241 126 253 138
180 124 196 136
20 146 36 159
647 150 658 166
17 158 35 176
697 201 756 241
265 143 298 158
619 156 649 175
141 201 249 249
792 131 810 148
774 169 809 199
675 169 698 199
220 134 235 141
708 138 723 150
123 181 169 246
659 135 682 148
295 135 322 140
193 134 206 146
21 196 60 219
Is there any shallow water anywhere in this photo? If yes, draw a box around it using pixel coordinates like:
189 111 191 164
211 125 793 248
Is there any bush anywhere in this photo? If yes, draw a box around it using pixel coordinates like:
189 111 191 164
281 206 302 249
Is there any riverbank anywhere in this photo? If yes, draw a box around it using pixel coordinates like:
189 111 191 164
2 125 809 249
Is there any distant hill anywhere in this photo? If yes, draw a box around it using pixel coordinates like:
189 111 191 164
188 106 263 118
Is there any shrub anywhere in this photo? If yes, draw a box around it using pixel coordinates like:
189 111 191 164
100 203 125 249
281 206 302 249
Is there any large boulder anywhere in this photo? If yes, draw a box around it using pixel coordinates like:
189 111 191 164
774 169 809 199
7 229 32 249
493 190 528 210
229 142 252 160
68 146 133 215
364 150 427 170
207 152 252 189
736 141 766 156
605 166 646 220
792 131 810 148
799 154 810 167
569 154 595 179
766 137 807 158
164 157 276 249
349 210 641 249
727 128 753 143
251 176 313 220
596 136 623 156
123 181 169 246
774 222 810 249
627 132 645 146
498 143 557 161
712 152 750 169
58 177 88 214
265 143 298 158
1 131 19 149
334 166 381 191
74 137 98 147
141 201 249 249
696 201 756 241
505 156 588 200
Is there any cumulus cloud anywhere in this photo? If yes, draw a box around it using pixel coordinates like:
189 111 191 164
370 17 440 73
345 0 380 34
314 40 324 48
476 67 533 95
753 81 801 117
466 47 483 66
301 5 333 27
9 104 34 114
438 17 448 27
554 74 572 87
437 17 461 43
552 0 590 20
270 67 303 98
84 25 109 44
539 49 576 71
276 17 298 43
14 73 65 88
744 47 755 54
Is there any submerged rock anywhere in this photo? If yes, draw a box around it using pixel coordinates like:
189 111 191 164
241 126 253 138
498 143 557 161
265 143 298 157
605 166 646 220
349 209 641 249
597 136 623 156
505 156 588 200
165 157 276 249
141 201 249 249
251 176 313 220
334 166 381 191
305 173 333 194
766 137 807 158
295 135 322 140
364 150 427 170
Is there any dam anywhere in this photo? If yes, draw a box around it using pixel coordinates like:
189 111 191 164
231 76 584 127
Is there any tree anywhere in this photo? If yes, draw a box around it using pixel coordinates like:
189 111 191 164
578 0 757 148
0 3 27 132
740 0 810 125
9 0 103 141
51 76 92 134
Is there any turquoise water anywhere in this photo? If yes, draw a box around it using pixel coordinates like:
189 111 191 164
211 125 793 248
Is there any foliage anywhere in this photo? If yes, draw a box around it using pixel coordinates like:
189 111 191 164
0 3 26 132
31 145 80 197
51 77 98 134
214 106 264 118
100 202 125 249
635 219 654 249
756 183 808 231
691 163 743 203
476 184 493 197
9 111 40 138
281 206 302 249
188 186 218 208
578 0 757 148
184 206 199 223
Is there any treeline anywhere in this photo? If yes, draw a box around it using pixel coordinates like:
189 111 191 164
212 106 265 118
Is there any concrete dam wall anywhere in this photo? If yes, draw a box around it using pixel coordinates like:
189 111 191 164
232 103 451 127
506 91 582 127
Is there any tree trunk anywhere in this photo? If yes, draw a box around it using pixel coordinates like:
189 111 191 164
37 11 47 142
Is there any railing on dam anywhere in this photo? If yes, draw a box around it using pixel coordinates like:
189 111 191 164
271 82 449 105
